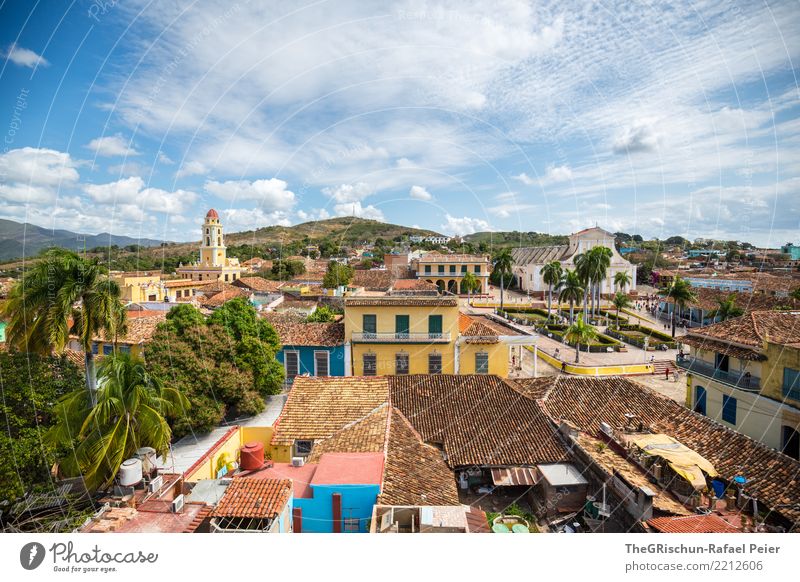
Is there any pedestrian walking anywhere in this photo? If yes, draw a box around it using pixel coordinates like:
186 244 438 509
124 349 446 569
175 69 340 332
665 367 670 381
561 361 567 373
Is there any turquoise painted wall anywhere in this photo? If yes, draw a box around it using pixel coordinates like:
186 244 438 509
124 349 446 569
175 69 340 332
294 484 380 533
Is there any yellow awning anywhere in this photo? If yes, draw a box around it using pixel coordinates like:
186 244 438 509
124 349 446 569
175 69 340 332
631 434 718 490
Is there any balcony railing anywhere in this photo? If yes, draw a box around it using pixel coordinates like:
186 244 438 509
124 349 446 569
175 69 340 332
675 356 760 392
351 332 451 344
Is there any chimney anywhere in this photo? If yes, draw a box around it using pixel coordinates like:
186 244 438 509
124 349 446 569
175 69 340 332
637 486 655 521
332 493 342 533
292 507 303 533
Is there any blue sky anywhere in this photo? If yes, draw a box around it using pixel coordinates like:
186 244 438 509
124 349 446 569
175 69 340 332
0 0 798 246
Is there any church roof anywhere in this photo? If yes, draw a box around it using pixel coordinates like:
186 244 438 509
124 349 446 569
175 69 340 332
206 208 219 219
511 245 569 265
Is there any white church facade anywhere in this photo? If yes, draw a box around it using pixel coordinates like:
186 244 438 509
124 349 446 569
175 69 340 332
512 227 636 295
176 209 244 283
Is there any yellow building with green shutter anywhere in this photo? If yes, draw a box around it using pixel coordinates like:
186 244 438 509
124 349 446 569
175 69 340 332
344 296 459 375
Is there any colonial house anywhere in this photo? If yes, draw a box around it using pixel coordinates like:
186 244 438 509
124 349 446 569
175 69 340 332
177 209 244 283
410 252 490 295
263 312 347 381
678 311 800 459
512 227 636 295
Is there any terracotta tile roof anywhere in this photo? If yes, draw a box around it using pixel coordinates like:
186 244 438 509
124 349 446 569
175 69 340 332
211 478 291 520
353 269 393 291
683 310 800 357
389 375 567 467
575 433 690 516
163 279 213 288
538 375 800 527
262 312 344 346
71 312 166 345
307 405 389 463
271 376 389 446
200 281 242 295
507 377 555 400
233 277 284 293
379 408 460 506
458 313 501 343
391 278 439 292
465 506 491 533
345 296 458 307
199 287 250 308
648 514 741 533
664 287 799 312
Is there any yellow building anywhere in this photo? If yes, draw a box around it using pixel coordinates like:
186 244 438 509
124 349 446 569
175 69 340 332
343 297 531 377
344 296 459 375
177 209 243 283
412 252 490 295
110 271 166 303
679 310 800 460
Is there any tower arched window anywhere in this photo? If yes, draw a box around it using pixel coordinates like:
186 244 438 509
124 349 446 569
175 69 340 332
206 228 209 235
217 236 221 246
206 237 210 246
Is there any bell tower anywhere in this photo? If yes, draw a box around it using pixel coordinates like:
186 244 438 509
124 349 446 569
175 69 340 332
200 209 226 267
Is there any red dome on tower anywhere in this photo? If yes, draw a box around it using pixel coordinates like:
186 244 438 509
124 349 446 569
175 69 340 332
206 208 219 219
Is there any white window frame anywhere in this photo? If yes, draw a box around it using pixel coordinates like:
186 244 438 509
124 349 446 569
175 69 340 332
314 350 330 376
475 352 489 374
285 350 300 377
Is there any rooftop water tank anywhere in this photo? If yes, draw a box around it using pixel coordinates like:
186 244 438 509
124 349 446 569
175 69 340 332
119 458 143 487
240 442 265 471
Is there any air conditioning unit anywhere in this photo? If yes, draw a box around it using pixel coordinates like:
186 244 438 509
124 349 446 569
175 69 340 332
291 457 305 467
171 494 184 513
148 475 163 493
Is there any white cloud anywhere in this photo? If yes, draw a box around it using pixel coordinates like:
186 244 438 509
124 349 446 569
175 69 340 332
408 185 432 201
512 172 536 186
322 182 374 204
84 176 145 203
176 160 207 178
205 178 295 210
544 164 572 182
0 147 80 186
332 201 384 221
612 117 662 154
296 208 330 222
222 208 292 230
83 176 198 214
4 44 49 68
441 214 491 236
85 135 140 157
157 151 174 165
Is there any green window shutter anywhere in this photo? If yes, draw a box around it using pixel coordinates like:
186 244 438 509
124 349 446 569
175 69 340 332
395 315 409 335
428 315 443 337
363 314 377 334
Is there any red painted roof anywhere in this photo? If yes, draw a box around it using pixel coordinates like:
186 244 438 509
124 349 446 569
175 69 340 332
244 463 318 499
206 208 219 219
311 452 384 486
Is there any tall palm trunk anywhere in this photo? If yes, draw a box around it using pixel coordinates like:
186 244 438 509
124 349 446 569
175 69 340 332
569 301 575 324
583 286 589 319
575 342 580 363
672 303 678 337
547 284 552 321
500 274 505 310
84 350 98 406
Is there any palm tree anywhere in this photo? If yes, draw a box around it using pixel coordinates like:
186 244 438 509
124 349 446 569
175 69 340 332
591 246 612 316
614 271 632 292
45 353 189 491
558 269 584 324
541 260 563 322
612 291 632 328
574 252 592 319
1 249 126 403
565 314 597 364
492 248 513 310
791 287 800 301
708 294 744 322
461 271 480 307
658 276 697 337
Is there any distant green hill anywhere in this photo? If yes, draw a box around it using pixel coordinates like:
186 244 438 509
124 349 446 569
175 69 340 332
0 219 166 261
463 230 569 248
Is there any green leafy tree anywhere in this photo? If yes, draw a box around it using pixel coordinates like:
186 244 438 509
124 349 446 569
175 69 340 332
614 271 632 292
541 260 563 321
460 271 481 306
164 303 206 335
658 276 697 337
792 287 800 301
270 259 306 280
207 297 280 348
306 305 337 323
558 269 584 324
1 248 126 404
491 248 513 310
0 351 84 502
612 291 632 328
708 294 744 322
322 262 354 289
45 353 188 491
564 314 598 364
